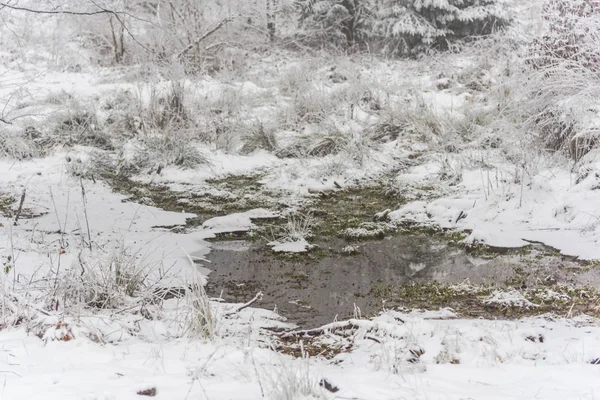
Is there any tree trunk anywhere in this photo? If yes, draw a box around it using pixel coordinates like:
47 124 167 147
266 0 276 42
341 0 359 49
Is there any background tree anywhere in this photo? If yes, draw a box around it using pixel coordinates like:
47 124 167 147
296 0 510 55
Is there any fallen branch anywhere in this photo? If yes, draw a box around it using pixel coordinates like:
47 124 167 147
281 319 364 338
280 317 408 339
225 291 263 316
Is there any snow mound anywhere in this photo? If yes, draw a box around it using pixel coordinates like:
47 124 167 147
201 208 278 233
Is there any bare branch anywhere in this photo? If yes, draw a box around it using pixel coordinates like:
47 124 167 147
177 17 233 59
0 1 152 53
0 2 115 16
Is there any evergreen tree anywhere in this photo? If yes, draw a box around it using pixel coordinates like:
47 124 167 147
296 0 510 55
296 0 371 49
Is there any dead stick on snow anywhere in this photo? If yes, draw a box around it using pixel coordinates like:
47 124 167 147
13 188 26 226
80 178 92 251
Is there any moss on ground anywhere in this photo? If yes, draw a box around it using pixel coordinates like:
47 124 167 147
305 185 405 241
364 281 600 319
0 194 13 217
101 172 275 227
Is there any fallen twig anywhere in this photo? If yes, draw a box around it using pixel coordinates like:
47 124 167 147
225 291 263 316
280 317 408 339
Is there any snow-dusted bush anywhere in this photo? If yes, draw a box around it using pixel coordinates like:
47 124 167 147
119 135 208 174
529 0 600 72
374 105 466 150
142 82 191 131
520 0 600 160
0 130 37 159
278 127 371 160
295 0 371 50
34 98 115 152
240 122 279 154
282 88 343 128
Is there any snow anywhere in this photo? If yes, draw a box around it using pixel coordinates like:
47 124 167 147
269 238 312 253
201 208 278 234
390 156 600 259
3 309 600 399
483 289 539 308
0 154 211 281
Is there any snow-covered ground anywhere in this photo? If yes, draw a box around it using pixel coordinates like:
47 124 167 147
3 308 600 399
390 151 600 259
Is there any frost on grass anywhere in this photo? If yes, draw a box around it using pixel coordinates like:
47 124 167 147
240 122 278 154
268 212 315 253
343 222 393 240
49 110 114 151
0 129 37 159
483 290 539 309
340 245 359 255
132 135 208 171
263 358 329 400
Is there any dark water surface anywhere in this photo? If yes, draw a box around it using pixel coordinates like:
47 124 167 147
205 234 598 327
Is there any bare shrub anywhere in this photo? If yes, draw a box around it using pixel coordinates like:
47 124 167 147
529 0 600 73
